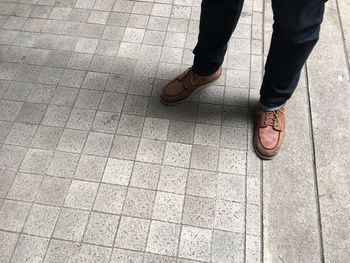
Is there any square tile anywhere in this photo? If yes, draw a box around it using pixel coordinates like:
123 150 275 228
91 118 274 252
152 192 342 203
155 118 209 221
36 67 63 85
117 114 144 137
143 30 166 45
0 231 18 263
89 55 114 72
142 117 170 140
197 104 222 125
144 254 176 263
182 196 215 228
74 89 102 109
187 169 217 198
212 230 244 262
214 200 245 233
226 69 250 88
11 235 49 263
110 135 140 160
194 123 220 147
59 69 86 88
163 142 192 168
53 208 89 241
20 148 53 174
7 172 42 201
146 221 181 256
115 216 150 250
218 148 247 175
152 191 184 223
158 165 188 194
4 82 33 101
88 10 109 24
66 108 95 130
67 52 93 70
136 138 165 164
30 126 63 150
179 225 212 261
23 204 60 237
0 121 12 144
51 86 78 106
130 162 161 190
151 3 172 17
220 126 247 150
5 123 37 146
47 151 79 178
0 62 20 80
82 71 109 90
75 37 99 53
45 50 71 67
36 176 71 206
57 129 88 153
0 200 31 232
83 132 114 156
105 74 131 93
110 248 143 263
92 111 120 133
84 212 120 246
0 100 23 121
122 95 149 115
0 145 26 170
190 145 219 171
111 57 136 75
44 239 81 263
75 155 107 182
64 180 99 210
74 248 112 263
217 173 245 203
0 170 16 198
102 158 134 186
99 92 125 112
93 183 127 214
15 102 46 124
123 28 145 43
122 187 156 218
26 84 55 104
167 120 194 144
222 105 248 128
96 39 119 56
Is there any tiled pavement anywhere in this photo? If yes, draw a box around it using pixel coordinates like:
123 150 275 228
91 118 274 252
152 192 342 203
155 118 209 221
0 0 263 262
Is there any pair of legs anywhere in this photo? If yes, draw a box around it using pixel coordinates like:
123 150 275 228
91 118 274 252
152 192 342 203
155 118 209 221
160 0 326 158
192 0 326 109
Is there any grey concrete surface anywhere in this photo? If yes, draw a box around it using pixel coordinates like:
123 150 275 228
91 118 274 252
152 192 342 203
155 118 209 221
262 0 350 262
307 1 350 261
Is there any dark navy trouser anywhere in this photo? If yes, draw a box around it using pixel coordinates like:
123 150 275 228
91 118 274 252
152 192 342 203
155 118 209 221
192 0 326 108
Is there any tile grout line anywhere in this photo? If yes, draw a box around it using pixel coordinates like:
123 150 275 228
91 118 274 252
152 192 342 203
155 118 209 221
335 0 350 78
260 0 266 262
304 63 325 263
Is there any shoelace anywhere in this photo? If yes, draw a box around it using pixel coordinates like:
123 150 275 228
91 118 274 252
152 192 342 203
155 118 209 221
263 108 285 126
178 68 200 84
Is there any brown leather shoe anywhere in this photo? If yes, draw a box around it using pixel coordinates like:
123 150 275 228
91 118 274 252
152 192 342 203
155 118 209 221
254 106 286 160
160 67 222 105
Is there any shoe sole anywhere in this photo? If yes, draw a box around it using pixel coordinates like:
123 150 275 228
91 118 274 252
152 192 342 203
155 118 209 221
160 74 221 106
253 143 277 160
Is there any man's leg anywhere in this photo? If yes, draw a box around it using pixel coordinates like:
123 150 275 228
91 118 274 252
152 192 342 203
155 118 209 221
160 0 244 105
260 0 326 109
254 0 326 159
192 0 245 76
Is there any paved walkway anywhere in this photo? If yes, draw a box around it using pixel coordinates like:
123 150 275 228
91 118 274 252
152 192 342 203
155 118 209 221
0 0 349 262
